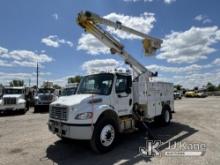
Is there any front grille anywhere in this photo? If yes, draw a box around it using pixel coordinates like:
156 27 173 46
50 106 68 121
4 97 16 105
40 95 53 101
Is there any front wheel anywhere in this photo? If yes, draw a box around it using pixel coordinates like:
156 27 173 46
90 118 118 153
19 109 26 114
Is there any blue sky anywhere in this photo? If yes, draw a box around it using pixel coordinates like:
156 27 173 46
0 0 220 88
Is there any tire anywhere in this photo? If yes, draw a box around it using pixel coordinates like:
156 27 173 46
34 106 38 113
90 117 118 153
154 107 172 126
20 109 26 114
59 136 72 143
26 103 30 111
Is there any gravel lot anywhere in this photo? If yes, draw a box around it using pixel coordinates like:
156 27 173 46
0 96 220 165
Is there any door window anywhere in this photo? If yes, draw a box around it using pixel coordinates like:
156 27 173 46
115 75 128 93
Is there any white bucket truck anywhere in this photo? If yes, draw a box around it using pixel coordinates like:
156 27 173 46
0 86 27 114
48 11 174 153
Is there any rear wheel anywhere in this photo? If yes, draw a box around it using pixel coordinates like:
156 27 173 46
90 118 118 153
154 107 171 126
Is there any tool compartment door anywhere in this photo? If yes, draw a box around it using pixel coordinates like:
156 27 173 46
154 90 162 116
146 89 158 118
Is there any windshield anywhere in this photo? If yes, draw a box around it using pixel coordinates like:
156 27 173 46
38 88 54 94
62 87 77 96
4 89 23 94
77 74 114 95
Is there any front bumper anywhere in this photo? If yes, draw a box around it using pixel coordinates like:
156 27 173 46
35 102 52 106
0 104 25 111
48 120 93 140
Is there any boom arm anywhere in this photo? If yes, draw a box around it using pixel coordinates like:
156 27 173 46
77 11 162 77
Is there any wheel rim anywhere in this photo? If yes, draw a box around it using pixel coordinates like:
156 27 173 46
100 124 115 147
164 110 170 123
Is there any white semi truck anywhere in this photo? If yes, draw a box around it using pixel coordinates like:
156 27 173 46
48 11 174 153
0 86 28 114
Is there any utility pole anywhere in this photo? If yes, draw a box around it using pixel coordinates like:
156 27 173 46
36 62 39 90
28 78 31 87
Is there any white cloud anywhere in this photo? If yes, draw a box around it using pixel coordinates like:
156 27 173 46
41 35 73 48
158 26 220 64
82 59 122 74
0 59 13 67
147 62 220 88
123 0 175 4
124 0 153 2
151 70 220 89
32 72 51 76
104 12 155 40
52 75 75 87
0 47 8 55
194 15 203 21
77 12 156 55
203 18 212 24
41 36 59 47
147 64 206 74
52 13 59 20
194 14 212 24
77 34 109 55
9 50 52 63
0 72 51 86
0 72 32 79
213 58 220 65
173 72 220 88
163 0 176 4
0 46 53 68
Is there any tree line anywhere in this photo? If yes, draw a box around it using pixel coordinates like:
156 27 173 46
174 82 220 92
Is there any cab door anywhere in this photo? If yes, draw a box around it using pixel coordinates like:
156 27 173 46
114 75 133 116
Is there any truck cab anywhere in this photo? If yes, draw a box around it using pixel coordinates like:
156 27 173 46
48 72 174 153
0 87 27 114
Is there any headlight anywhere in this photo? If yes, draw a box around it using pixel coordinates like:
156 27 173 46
75 112 93 120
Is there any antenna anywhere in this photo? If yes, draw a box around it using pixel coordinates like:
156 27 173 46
36 62 39 90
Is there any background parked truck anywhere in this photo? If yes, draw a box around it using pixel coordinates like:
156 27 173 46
0 86 28 114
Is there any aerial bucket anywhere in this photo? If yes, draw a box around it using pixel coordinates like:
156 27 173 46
142 38 162 55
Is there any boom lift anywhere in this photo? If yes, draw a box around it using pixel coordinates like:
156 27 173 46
77 11 162 77
48 11 174 153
